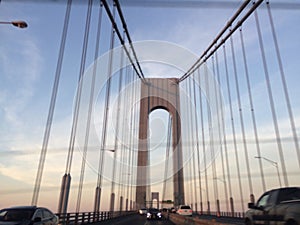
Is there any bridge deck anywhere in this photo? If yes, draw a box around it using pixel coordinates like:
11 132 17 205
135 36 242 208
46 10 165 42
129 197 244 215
90 213 244 225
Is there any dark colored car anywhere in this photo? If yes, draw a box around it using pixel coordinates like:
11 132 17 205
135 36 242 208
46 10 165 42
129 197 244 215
146 208 162 220
0 206 58 225
245 187 300 225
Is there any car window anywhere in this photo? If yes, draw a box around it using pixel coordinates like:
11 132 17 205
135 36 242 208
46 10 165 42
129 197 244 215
278 188 300 203
257 193 270 208
267 190 278 206
34 209 43 219
180 205 191 209
42 209 53 219
0 209 34 221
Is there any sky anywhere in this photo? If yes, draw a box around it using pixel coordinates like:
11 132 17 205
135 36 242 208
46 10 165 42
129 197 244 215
0 0 300 213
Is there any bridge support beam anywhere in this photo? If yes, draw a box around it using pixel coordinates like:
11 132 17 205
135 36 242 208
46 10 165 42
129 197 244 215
110 193 115 212
57 173 71 214
136 78 185 208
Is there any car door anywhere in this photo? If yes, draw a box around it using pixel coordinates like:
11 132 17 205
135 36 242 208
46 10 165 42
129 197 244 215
41 209 57 225
253 190 278 225
32 209 44 225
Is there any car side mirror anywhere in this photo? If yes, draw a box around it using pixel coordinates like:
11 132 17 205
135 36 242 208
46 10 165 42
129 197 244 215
248 202 255 209
33 217 42 222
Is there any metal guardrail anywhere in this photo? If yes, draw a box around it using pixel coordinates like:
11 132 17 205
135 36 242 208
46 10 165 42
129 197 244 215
56 211 134 225
199 211 245 218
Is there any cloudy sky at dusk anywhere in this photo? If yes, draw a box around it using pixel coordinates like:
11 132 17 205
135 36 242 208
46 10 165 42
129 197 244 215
0 0 299 213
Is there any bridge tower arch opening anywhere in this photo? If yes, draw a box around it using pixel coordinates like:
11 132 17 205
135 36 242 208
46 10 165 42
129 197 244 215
136 78 185 208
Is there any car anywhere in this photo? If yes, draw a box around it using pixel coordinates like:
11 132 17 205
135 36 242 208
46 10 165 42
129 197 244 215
169 207 176 213
176 205 193 216
245 187 300 225
162 208 168 212
0 206 58 225
138 208 147 215
146 208 162 220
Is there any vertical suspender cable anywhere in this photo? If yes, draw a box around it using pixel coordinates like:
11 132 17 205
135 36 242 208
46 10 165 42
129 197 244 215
58 0 93 215
197 68 210 213
130 71 139 210
125 65 135 211
214 51 229 212
223 44 244 212
122 61 131 209
95 3 116 212
239 27 266 192
65 0 93 175
205 60 219 213
109 30 125 212
129 70 137 210
210 56 220 213
184 81 190 205
186 79 195 206
116 61 125 211
118 57 130 211
221 45 233 212
32 0 72 206
267 1 300 168
189 77 199 211
254 10 288 186
192 73 204 214
76 2 103 213
162 115 172 206
230 34 253 198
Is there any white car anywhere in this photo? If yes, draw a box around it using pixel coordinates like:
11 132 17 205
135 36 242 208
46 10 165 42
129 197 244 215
176 205 193 216
138 208 147 215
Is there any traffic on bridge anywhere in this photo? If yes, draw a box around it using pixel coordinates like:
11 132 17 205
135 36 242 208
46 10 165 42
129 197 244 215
0 0 299 225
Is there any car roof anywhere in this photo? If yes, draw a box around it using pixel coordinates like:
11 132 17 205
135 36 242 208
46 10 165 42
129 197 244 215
269 187 300 192
1 206 37 211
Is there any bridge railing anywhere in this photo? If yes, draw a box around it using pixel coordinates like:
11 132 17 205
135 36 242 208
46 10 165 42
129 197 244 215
56 211 134 225
199 211 245 218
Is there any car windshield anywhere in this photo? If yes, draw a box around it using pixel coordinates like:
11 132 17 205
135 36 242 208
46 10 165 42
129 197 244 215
148 208 159 213
180 206 191 209
0 209 34 222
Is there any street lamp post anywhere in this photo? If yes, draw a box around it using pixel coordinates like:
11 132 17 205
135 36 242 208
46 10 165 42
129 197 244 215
255 156 282 187
0 20 28 28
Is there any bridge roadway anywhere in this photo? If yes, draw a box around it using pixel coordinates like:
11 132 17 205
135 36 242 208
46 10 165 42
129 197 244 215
91 213 245 225
92 214 173 225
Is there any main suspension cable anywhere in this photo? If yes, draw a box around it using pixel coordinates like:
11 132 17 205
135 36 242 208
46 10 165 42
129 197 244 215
101 0 146 83
178 0 264 83
114 0 145 80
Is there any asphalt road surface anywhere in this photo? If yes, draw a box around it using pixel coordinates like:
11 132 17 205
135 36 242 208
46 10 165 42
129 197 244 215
94 214 175 225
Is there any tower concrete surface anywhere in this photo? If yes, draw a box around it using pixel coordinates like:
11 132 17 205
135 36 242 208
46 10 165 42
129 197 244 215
136 78 185 208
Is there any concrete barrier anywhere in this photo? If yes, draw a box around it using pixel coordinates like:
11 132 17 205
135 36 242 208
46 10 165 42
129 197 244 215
166 213 237 225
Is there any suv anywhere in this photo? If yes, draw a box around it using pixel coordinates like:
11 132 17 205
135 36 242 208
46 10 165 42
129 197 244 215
245 187 300 225
176 205 192 216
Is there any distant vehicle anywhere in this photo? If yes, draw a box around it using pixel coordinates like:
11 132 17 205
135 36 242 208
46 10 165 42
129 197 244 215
245 187 300 225
176 205 193 216
0 206 58 225
138 208 147 215
162 208 168 212
170 207 176 213
146 208 162 220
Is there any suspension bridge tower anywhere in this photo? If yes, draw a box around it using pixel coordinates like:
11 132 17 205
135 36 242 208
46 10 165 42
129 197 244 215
136 77 185 208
